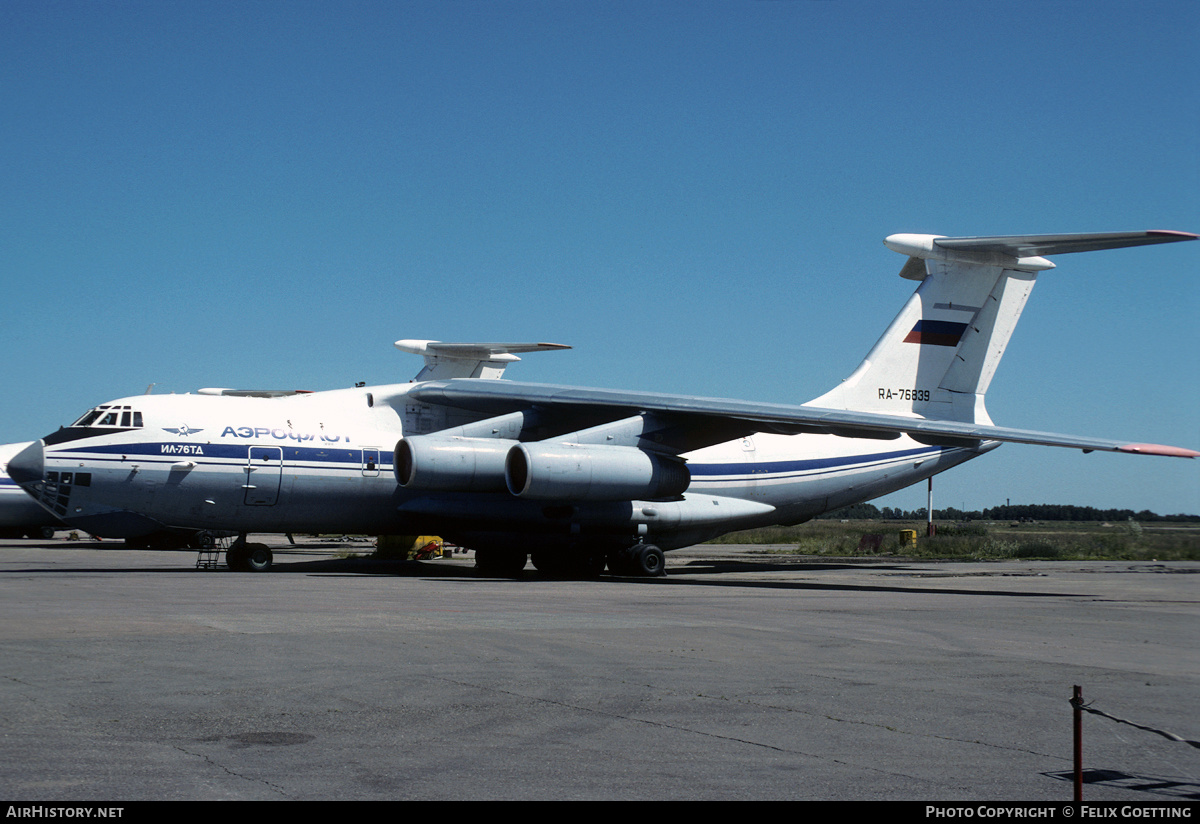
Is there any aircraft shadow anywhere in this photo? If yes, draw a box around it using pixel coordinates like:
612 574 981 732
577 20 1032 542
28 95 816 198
0 545 1087 598
288 555 1086 598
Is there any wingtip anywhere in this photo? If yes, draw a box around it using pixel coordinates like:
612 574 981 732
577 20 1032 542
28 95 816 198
1117 443 1200 458
1146 230 1198 241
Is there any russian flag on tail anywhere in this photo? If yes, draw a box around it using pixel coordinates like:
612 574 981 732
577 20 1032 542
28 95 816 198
904 320 968 347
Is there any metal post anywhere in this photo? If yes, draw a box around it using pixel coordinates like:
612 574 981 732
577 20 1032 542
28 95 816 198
1073 685 1083 801
927 477 935 536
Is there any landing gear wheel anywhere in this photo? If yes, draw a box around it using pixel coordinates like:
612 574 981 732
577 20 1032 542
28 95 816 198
632 543 665 577
606 550 632 576
226 544 248 571
530 550 566 576
604 551 633 578
244 544 273 572
579 550 608 578
607 544 666 577
190 531 217 550
474 549 528 577
225 534 271 572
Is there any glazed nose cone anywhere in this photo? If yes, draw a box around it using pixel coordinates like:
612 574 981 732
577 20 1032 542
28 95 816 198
6 441 44 487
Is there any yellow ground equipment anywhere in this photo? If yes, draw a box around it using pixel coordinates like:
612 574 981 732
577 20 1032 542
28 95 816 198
375 535 445 560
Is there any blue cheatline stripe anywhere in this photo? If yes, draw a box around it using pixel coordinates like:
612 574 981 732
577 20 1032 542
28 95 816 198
688 445 942 479
50 442 394 470
50 441 943 480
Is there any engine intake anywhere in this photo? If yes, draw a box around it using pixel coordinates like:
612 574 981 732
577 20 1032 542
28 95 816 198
505 443 690 501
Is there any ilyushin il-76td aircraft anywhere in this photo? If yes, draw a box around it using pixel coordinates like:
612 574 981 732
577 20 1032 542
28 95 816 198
9 231 1197 575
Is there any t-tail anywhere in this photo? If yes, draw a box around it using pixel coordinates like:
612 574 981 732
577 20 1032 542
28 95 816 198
806 231 1197 425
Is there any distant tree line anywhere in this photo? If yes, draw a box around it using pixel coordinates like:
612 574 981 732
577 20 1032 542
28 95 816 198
816 503 1200 523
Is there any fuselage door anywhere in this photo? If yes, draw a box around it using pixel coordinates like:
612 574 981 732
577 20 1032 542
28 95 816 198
245 446 283 506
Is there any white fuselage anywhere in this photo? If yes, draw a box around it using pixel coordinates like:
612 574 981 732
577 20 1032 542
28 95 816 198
20 382 989 551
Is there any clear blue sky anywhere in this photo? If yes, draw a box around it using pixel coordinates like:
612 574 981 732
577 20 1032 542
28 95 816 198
2 0 1197 515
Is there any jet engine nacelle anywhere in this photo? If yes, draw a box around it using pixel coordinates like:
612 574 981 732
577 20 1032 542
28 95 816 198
505 443 690 501
395 436 514 492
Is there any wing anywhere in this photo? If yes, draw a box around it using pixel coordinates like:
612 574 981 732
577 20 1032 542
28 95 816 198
408 379 1198 458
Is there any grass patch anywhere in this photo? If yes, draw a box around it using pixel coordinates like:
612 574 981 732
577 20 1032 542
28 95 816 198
708 520 1200 561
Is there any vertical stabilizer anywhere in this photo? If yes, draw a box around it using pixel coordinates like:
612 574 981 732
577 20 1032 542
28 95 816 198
805 231 1197 424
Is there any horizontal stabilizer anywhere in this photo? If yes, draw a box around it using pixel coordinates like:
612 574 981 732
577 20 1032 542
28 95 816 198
933 230 1197 258
396 340 570 381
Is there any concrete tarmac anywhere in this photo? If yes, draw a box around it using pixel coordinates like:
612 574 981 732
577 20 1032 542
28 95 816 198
0 537 1196 801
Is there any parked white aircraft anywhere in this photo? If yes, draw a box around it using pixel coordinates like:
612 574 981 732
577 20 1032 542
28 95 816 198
8 231 1196 574
0 442 63 539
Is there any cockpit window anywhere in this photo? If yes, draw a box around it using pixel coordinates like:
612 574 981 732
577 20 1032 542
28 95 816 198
70 405 143 429
47 405 146 446
72 410 103 427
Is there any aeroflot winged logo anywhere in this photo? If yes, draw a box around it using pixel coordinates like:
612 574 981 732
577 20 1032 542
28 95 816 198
904 320 969 347
162 425 204 437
